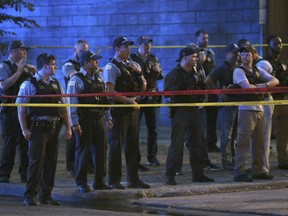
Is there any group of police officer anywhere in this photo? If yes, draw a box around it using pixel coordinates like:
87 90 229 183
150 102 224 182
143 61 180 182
0 32 287 205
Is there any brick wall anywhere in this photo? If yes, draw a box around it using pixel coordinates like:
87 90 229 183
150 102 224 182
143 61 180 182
1 0 261 126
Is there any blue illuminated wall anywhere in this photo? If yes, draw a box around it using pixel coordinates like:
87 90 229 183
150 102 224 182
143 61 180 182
0 0 261 126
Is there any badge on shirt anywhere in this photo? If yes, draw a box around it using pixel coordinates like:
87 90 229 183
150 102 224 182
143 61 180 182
51 83 58 90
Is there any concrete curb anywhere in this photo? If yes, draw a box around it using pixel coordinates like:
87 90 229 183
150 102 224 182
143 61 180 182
2 180 288 203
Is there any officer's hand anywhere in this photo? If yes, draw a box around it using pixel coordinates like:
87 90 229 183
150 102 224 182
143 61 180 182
72 124 82 136
128 62 142 74
65 127 72 140
16 58 26 73
96 67 104 75
25 64 37 74
22 128 32 141
106 119 113 130
131 100 140 110
199 51 206 65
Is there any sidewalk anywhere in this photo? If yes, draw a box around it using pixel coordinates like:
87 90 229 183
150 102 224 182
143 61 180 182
1 127 288 205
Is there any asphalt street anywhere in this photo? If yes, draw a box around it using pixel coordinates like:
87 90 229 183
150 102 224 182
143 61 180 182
0 127 288 215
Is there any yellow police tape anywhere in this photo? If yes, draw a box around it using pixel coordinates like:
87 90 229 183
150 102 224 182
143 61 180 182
4 99 288 108
29 43 288 50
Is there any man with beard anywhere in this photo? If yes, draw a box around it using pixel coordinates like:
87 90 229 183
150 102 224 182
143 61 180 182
233 45 278 182
195 30 219 153
205 43 240 169
164 47 214 185
130 35 164 169
265 35 288 170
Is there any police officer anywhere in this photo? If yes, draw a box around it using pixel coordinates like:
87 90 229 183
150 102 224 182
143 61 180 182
0 40 36 183
195 30 219 153
16 53 72 205
67 50 112 193
62 40 88 178
205 43 240 169
130 35 164 168
103 36 150 189
265 35 288 170
164 47 214 185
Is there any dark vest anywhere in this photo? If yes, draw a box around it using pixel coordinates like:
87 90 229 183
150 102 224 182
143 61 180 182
266 55 288 99
111 59 143 93
73 73 110 113
27 77 62 117
202 49 216 76
0 60 33 103
228 66 264 101
171 65 204 104
130 53 163 90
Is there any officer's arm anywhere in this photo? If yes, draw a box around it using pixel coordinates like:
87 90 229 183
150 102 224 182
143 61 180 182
204 76 217 89
66 78 82 135
0 58 27 90
127 61 142 74
17 106 31 141
60 106 72 140
16 81 33 140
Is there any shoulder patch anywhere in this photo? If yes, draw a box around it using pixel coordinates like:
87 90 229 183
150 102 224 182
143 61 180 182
105 64 112 70
20 82 27 90
0 63 3 68
63 62 73 67
68 80 76 86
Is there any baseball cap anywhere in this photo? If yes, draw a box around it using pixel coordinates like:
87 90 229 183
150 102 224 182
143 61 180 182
138 35 153 45
113 36 134 48
8 40 30 51
225 43 239 53
239 45 255 53
79 50 102 67
176 47 201 62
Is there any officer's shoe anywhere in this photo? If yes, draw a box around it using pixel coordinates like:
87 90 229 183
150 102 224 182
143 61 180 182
66 170 75 178
39 197 61 206
127 180 150 189
77 184 94 193
252 172 274 180
93 182 113 190
192 174 214 182
146 158 160 166
23 197 39 206
278 164 288 170
175 170 183 176
165 176 177 185
110 183 125 190
206 163 221 171
233 174 253 182
138 164 149 171
207 145 220 152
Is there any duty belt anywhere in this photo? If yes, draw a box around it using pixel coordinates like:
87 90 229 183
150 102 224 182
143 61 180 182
87 110 104 118
33 120 60 131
